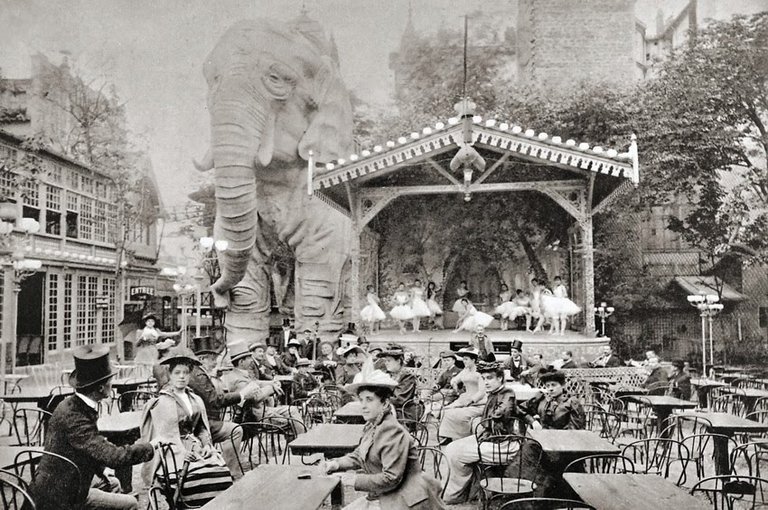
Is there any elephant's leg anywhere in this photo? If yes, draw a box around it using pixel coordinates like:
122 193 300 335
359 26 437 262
225 217 276 341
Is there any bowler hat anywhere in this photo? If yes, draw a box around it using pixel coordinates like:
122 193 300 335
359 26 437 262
191 335 218 356
228 340 252 363
302 328 313 334
510 339 524 352
69 345 117 389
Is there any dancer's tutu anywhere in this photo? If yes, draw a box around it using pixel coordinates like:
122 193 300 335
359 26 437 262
390 304 415 321
427 298 443 316
410 297 432 318
457 311 495 331
541 294 581 317
361 303 386 322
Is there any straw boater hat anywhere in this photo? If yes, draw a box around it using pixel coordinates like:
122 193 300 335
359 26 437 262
228 340 252 363
248 342 267 352
345 358 399 394
69 345 117 389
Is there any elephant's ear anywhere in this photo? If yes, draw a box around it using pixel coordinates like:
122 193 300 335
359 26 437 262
257 110 277 167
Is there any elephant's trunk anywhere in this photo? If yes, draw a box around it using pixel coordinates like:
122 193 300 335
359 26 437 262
209 95 268 303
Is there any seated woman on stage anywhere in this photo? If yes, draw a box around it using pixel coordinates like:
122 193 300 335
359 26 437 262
140 352 233 507
438 347 487 445
322 360 446 509
454 298 495 333
451 280 471 312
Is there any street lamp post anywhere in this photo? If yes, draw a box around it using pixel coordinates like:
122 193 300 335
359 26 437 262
687 294 724 374
595 302 615 337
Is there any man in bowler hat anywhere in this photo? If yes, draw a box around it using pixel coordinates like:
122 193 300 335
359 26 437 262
24 345 156 510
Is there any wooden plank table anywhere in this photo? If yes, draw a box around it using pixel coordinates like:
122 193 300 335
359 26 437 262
333 402 365 424
199 464 342 510
289 424 364 458
0 446 43 470
564 473 710 509
680 411 768 474
628 395 697 435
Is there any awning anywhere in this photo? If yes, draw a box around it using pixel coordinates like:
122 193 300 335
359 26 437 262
673 276 748 302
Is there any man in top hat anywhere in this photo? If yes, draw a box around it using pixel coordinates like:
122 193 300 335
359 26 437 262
433 351 462 405
187 336 261 478
379 346 417 418
272 317 297 353
503 339 541 382
443 361 528 504
25 345 156 510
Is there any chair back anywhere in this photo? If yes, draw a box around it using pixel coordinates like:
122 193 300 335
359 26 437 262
585 409 621 443
233 421 290 473
400 397 426 422
415 446 450 498
712 394 747 417
563 454 635 474
622 438 690 485
730 441 768 477
115 390 157 412
0 478 36 510
690 475 768 509
500 498 596 509
476 434 541 508
13 449 82 505
303 395 335 426
45 385 71 412
399 418 429 447
13 408 52 446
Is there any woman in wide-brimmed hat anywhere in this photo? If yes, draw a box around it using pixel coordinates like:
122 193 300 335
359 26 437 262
134 313 181 367
322 359 447 510
140 352 233 506
437 347 487 444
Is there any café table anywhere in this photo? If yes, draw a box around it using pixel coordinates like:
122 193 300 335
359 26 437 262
97 411 142 492
719 386 768 414
720 373 751 384
690 378 728 409
333 401 365 424
528 429 619 467
274 374 295 404
628 395 697 436
289 424 364 458
607 385 648 398
563 473 710 510
680 411 768 474
0 446 43 470
2 374 28 394
1 386 74 410
199 464 343 510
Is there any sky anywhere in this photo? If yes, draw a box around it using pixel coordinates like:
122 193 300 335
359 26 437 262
0 0 765 224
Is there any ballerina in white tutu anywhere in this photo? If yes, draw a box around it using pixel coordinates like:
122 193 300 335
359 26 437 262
494 283 513 330
360 284 387 334
389 282 415 334
530 278 547 333
540 275 581 335
454 298 495 332
409 279 431 333
451 280 471 313
426 281 444 330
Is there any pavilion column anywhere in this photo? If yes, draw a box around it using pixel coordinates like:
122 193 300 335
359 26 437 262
346 185 362 328
580 215 596 336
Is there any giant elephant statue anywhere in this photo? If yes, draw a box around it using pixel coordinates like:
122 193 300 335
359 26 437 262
196 18 354 340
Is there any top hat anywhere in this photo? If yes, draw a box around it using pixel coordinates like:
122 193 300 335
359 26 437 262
190 336 219 356
69 345 117 389
510 339 524 352
282 318 294 327
228 340 252 363
538 367 566 385
345 322 357 332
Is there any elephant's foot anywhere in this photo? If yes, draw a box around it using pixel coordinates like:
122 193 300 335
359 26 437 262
211 288 231 309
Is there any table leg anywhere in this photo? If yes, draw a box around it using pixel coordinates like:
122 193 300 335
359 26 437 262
330 477 344 509
696 388 710 410
712 434 731 475
656 408 672 437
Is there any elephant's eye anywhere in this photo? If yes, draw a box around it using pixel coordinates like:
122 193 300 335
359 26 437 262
262 63 296 99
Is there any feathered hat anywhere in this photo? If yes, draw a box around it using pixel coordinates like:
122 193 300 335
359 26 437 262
345 357 399 394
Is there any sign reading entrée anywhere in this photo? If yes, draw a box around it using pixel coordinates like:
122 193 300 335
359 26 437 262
130 286 155 300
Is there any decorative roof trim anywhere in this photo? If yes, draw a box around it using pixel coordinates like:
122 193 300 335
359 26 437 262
314 118 638 190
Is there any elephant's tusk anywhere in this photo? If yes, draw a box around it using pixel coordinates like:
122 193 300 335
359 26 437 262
193 149 214 172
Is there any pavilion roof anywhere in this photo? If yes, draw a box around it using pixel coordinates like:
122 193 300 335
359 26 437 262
313 115 638 191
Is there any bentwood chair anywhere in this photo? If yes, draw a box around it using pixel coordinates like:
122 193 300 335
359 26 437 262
500 498 596 510
400 418 429 447
416 446 451 498
232 421 290 474
563 454 635 474
584 409 621 443
690 475 768 510
622 438 690 486
0 478 36 510
476 434 542 510
12 408 51 446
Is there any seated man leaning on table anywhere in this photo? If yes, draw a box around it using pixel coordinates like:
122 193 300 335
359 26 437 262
292 357 320 399
642 356 669 396
25 345 156 510
222 340 306 438
443 361 528 505
432 350 463 405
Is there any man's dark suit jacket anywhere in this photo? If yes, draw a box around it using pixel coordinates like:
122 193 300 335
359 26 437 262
24 395 154 510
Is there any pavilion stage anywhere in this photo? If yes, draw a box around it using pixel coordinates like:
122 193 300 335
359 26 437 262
366 328 609 366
